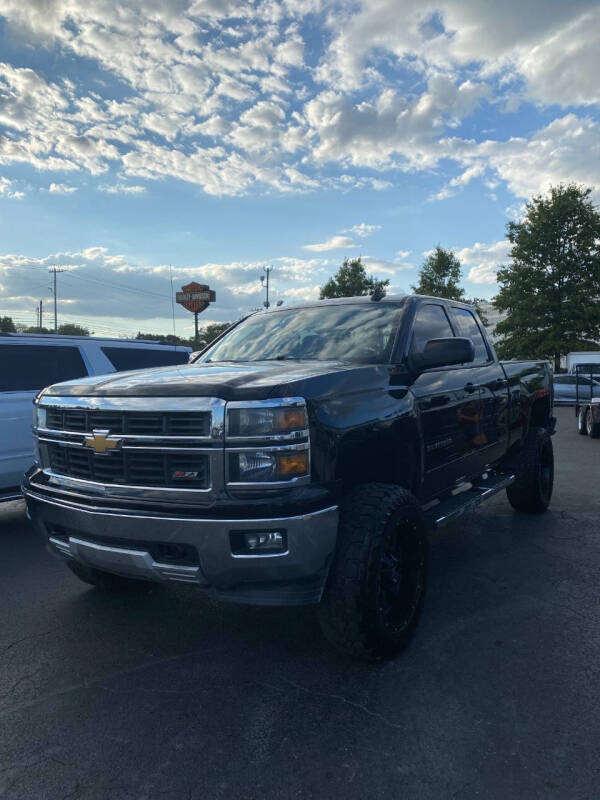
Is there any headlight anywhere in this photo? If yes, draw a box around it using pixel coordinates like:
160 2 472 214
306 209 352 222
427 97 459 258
227 404 307 437
228 448 309 483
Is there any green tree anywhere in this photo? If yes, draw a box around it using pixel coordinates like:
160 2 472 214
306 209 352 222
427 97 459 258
136 332 188 346
494 184 600 370
412 247 465 301
136 323 231 351
58 323 90 336
0 316 16 332
196 322 230 350
319 257 389 299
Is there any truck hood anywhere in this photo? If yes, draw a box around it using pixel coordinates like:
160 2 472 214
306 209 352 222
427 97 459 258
42 360 391 401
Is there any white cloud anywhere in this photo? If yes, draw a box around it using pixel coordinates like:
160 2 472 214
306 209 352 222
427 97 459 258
344 223 382 238
0 176 25 199
304 78 490 169
98 183 147 195
395 249 412 259
318 0 600 108
432 163 484 200
0 0 597 203
475 114 600 201
0 246 338 332
458 240 511 284
48 182 77 194
303 235 356 252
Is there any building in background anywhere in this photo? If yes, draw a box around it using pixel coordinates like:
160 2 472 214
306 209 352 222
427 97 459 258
476 300 506 343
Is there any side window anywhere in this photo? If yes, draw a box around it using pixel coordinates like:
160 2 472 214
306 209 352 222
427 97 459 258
0 344 87 391
101 346 189 372
410 304 454 354
451 308 490 364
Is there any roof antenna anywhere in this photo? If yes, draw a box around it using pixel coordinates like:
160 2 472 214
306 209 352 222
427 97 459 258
370 286 386 301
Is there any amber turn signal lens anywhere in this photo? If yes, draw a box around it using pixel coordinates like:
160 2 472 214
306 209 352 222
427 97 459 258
276 451 309 478
274 407 307 432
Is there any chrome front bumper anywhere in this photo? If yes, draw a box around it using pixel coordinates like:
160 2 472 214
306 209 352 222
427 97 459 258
24 487 339 606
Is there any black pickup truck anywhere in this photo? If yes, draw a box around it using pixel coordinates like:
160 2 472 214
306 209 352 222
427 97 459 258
23 295 555 660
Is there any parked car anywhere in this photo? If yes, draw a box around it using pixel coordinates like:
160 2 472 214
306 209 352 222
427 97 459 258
553 373 600 405
0 333 190 501
23 295 554 660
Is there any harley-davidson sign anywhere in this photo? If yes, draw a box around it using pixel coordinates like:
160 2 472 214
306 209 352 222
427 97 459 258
175 282 216 313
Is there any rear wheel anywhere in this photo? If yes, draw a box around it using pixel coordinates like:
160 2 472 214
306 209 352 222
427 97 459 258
577 407 588 435
318 484 428 661
67 560 155 592
506 427 554 514
587 407 600 438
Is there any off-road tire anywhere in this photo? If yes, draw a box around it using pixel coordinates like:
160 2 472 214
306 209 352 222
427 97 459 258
577 407 588 435
67 560 154 591
318 484 428 661
506 426 554 514
586 408 600 438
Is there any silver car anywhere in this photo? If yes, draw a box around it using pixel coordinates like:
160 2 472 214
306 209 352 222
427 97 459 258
553 374 600 405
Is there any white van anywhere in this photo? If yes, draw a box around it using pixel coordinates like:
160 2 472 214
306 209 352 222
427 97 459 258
0 334 190 501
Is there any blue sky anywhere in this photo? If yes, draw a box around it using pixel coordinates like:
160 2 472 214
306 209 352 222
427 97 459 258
0 0 599 338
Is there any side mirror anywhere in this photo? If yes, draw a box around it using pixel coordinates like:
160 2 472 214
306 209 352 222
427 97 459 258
410 337 475 372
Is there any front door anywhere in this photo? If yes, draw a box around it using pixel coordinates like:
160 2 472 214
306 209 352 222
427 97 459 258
408 303 488 499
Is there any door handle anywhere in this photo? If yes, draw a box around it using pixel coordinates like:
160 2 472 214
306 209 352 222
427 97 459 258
464 382 478 394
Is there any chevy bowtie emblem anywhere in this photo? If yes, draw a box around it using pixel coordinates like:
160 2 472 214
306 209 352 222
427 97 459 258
84 429 122 455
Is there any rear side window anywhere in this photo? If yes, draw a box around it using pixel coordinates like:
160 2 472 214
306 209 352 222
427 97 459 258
451 308 490 364
0 344 87 391
101 347 189 372
410 304 454 354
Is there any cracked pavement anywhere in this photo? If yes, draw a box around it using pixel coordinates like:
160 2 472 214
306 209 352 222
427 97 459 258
1 407 599 799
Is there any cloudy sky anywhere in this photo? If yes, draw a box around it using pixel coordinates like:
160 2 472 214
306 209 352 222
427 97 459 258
0 0 599 337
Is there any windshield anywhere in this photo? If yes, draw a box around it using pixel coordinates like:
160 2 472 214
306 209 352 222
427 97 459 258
200 303 404 364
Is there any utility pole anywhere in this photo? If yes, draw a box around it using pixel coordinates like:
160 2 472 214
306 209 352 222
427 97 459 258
39 300 43 331
260 266 273 309
49 267 65 332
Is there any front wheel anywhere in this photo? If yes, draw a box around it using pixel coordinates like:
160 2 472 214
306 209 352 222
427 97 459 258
577 407 588 435
318 484 428 661
506 426 554 514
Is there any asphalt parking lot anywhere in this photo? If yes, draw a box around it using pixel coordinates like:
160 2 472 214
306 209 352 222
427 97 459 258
1 406 599 800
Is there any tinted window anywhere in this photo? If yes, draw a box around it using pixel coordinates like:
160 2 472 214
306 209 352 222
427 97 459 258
0 344 87 391
410 304 454 354
102 347 189 371
452 308 489 364
202 304 403 364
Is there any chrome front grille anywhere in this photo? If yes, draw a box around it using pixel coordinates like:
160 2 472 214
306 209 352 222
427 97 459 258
35 396 225 502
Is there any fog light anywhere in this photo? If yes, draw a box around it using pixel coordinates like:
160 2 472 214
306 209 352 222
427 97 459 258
230 531 287 555
246 532 284 550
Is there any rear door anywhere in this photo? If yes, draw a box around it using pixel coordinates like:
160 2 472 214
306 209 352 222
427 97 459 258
0 342 89 490
408 303 487 498
450 306 508 469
